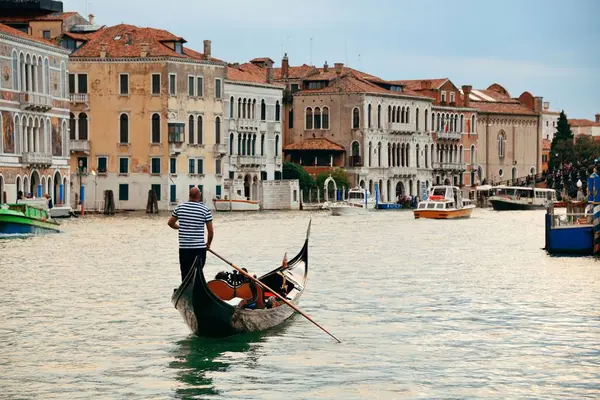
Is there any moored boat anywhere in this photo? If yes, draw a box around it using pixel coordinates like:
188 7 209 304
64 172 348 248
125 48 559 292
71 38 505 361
213 193 260 211
0 204 61 235
171 221 310 338
489 186 557 211
329 187 375 216
413 185 475 219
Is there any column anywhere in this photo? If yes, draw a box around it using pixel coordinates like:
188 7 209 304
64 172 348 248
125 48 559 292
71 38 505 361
33 64 38 93
33 124 38 153
75 117 79 141
29 125 33 153
21 61 26 92
27 64 32 93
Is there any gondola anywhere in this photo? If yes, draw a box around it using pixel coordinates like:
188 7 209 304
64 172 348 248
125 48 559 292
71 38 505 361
171 221 310 338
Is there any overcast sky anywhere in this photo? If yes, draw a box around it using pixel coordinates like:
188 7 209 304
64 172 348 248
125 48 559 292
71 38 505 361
63 0 599 119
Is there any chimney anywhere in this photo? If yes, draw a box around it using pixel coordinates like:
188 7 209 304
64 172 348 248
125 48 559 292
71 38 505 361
99 42 107 58
533 96 543 113
267 66 273 84
462 85 472 107
203 40 211 58
140 43 149 57
323 61 329 72
595 114 600 123
88 14 95 24
282 53 289 79
543 101 550 110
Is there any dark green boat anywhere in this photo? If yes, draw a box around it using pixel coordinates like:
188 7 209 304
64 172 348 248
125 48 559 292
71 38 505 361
172 222 310 338
0 204 61 235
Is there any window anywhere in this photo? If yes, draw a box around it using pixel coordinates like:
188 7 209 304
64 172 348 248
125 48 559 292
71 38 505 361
261 134 265 156
291 84 299 93
151 113 160 143
450 92 455 103
69 73 75 94
43 30 51 39
44 58 49 94
168 123 184 143
119 74 129 95
197 116 203 145
98 157 107 173
169 74 176 95
425 109 428 131
441 91 446 103
215 78 222 99
61 37 76 51
77 74 88 93
151 74 161 95
174 42 183 54
497 132 505 158
416 108 419 131
170 158 176 174
118 184 129 201
314 107 322 129
215 159 221 175
188 76 194 96
188 158 195 174
151 157 161 174
170 184 176 203
77 157 88 172
275 101 280 121
260 100 266 121
215 117 221 144
151 184 161 201
69 113 76 139
119 157 129 174
216 185 222 198
289 108 294 128
12 51 18 90
197 76 204 97
198 185 204 201
229 96 234 118
322 107 329 129
305 108 313 129
471 115 476 133
197 159 204 174
119 114 129 143
377 105 381 128
188 115 195 144
368 104 372 128
498 168 504 178
352 108 360 129
78 113 88 140
275 135 279 157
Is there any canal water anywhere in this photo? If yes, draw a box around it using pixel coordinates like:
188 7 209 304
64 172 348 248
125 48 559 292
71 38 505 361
1 209 599 399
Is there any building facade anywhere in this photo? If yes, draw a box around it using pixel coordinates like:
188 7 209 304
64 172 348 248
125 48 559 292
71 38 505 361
67 24 226 210
279 61 435 201
569 114 600 140
541 102 560 141
0 23 71 204
223 59 284 201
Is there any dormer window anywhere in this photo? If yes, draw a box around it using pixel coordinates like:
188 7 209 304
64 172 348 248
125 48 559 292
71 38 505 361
389 85 402 92
175 42 183 54
441 91 447 103
307 81 327 90
450 92 455 103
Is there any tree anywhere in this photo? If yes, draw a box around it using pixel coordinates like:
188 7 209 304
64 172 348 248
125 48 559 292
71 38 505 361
315 168 351 192
282 162 315 190
549 110 574 171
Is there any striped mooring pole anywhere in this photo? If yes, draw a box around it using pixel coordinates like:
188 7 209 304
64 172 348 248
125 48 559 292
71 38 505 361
587 171 600 254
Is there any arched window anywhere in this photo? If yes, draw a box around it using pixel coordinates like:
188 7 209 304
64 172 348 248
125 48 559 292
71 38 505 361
460 115 464 133
396 106 400 123
119 114 129 144
387 106 392 125
424 109 429 131
229 133 234 155
387 143 391 166
368 104 372 128
406 144 410 167
188 115 195 144
401 107 405 123
78 113 88 140
69 113 76 140
415 108 419 131
314 107 322 129
252 99 256 119
261 134 265 156
377 104 382 128
275 101 280 122
351 141 360 157
252 134 256 155
12 51 18 90
247 99 252 119
237 134 241 154
305 108 313 129
497 131 505 158
229 96 234 118
197 116 203 145
260 100 266 121
377 141 381 166
424 144 428 168
368 142 372 166
151 113 160 143
237 98 242 118
275 135 279 156
242 99 247 119
470 145 475 164
471 115 476 134
416 144 420 168
241 134 246 155
459 145 463 163
44 58 49 94
322 107 329 129
288 108 294 129
215 116 221 144
352 108 360 129
406 107 410 124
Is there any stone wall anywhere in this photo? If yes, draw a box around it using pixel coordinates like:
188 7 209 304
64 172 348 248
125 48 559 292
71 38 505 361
260 179 300 210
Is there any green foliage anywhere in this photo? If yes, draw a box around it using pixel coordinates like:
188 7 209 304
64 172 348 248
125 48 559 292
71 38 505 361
282 162 315 190
315 168 351 191
549 110 575 171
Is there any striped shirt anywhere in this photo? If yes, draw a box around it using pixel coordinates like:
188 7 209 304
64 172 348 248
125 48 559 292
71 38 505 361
172 201 213 249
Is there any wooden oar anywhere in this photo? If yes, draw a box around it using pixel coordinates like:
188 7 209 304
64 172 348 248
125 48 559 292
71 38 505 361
208 249 342 344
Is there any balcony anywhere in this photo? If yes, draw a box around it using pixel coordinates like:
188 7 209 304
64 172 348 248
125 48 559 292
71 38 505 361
230 155 266 167
19 92 52 111
70 139 90 154
348 155 363 167
21 152 53 166
436 132 462 140
213 143 228 156
390 166 417 177
433 161 467 171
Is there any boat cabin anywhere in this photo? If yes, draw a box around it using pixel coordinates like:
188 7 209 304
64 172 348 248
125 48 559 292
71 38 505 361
493 186 557 201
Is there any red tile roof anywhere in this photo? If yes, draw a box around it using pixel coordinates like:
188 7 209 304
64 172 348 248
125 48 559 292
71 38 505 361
273 63 316 80
226 62 283 86
284 138 345 152
70 24 222 62
392 78 448 90
250 57 274 64
469 100 537 115
33 12 78 21
542 139 551 150
0 22 60 48
569 119 600 128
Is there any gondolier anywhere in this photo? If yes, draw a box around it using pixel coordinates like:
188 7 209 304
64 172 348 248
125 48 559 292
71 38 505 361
168 187 214 281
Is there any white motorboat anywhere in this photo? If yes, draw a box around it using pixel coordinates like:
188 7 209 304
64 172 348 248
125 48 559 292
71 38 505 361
329 187 375 216
213 193 260 211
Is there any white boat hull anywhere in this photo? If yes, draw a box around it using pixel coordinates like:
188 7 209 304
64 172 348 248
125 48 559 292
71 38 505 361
330 205 368 216
49 206 73 218
214 200 260 211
